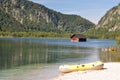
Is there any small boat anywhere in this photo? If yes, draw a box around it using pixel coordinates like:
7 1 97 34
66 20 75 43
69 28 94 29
59 61 104 73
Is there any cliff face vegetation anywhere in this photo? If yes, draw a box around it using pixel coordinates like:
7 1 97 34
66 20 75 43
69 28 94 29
84 4 120 41
0 9 23 31
97 4 120 32
0 0 95 33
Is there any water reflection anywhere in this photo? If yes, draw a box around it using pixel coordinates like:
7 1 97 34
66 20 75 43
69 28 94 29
99 49 120 62
0 39 58 69
0 38 116 69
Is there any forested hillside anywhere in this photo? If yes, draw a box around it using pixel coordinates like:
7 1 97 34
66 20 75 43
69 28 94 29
97 4 120 31
0 9 23 31
0 0 95 33
84 4 120 44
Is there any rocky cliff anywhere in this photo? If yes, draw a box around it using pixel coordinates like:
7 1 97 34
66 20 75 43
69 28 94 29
97 4 120 31
84 4 120 39
0 0 95 32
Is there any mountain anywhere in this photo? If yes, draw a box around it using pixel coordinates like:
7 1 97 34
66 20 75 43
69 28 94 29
0 9 24 31
84 4 120 39
0 0 95 33
97 4 120 31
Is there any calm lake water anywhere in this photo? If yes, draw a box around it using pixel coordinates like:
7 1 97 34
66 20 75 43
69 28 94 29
0 38 119 80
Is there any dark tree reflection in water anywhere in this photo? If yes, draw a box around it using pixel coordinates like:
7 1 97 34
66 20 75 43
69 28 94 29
0 38 116 69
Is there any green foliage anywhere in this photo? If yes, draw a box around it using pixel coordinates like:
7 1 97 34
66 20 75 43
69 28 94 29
84 28 120 45
97 4 120 32
116 36 120 44
0 31 70 38
0 10 24 32
84 4 120 45
0 0 95 33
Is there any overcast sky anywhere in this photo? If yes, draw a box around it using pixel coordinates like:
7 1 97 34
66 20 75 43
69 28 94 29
30 0 120 24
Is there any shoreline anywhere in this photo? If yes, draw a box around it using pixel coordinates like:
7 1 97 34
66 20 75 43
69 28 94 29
52 62 120 80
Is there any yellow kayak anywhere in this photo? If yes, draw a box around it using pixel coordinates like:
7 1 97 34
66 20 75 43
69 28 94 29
59 61 104 73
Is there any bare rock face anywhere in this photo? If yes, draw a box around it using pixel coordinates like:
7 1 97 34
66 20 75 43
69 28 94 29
97 4 120 31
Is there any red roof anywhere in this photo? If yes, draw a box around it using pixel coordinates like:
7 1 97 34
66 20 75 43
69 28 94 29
70 34 86 39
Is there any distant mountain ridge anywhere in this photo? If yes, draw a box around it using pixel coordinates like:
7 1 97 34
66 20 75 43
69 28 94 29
97 4 120 31
0 0 95 33
84 4 120 39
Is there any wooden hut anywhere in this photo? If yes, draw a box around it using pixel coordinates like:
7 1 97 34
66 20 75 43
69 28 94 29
70 34 87 42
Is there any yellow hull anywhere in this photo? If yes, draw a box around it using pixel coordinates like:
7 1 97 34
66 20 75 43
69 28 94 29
59 61 104 73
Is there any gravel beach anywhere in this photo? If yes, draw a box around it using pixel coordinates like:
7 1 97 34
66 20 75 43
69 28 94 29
53 62 120 80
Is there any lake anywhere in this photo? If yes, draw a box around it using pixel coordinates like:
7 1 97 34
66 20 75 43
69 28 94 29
0 38 119 80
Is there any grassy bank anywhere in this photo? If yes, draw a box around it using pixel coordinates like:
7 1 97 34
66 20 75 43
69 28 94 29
0 31 71 38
